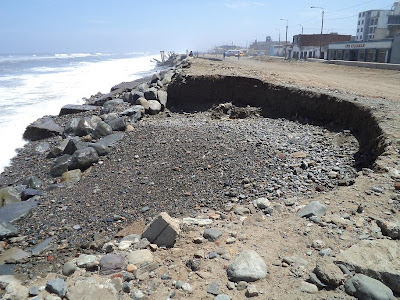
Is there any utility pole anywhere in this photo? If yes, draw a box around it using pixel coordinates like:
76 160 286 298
311 6 324 59
299 24 304 35
280 19 288 58
275 28 281 44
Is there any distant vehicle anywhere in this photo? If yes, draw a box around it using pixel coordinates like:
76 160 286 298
226 50 244 57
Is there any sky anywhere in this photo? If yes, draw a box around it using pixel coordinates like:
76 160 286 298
0 0 396 54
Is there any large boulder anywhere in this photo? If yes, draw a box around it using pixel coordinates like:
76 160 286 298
92 121 113 139
0 200 38 223
135 97 150 111
0 221 18 239
121 105 145 123
345 274 394 300
59 104 98 116
335 240 400 293
296 201 327 218
144 88 158 100
101 99 124 115
47 138 71 158
69 147 99 170
99 254 125 275
157 90 168 110
63 118 80 136
314 258 345 287
147 100 161 115
128 91 144 105
106 117 126 131
227 250 267 282
75 116 101 137
0 187 21 207
50 154 72 177
23 117 62 141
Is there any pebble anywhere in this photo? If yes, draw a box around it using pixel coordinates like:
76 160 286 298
226 281 235 290
207 281 219 295
62 261 76 276
215 295 231 300
181 282 193 293
236 281 248 291
203 228 222 242
246 284 259 297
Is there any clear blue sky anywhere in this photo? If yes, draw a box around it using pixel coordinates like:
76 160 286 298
0 0 396 54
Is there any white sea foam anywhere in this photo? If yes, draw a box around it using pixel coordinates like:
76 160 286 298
0 54 158 173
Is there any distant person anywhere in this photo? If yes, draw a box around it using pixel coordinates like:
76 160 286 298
189 51 193 57
223 52 226 59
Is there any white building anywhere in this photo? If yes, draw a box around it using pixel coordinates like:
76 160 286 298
356 2 400 41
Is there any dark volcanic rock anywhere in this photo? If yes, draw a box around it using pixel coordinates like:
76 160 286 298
0 221 18 239
59 104 98 116
107 117 126 131
50 154 72 177
23 117 63 141
21 188 42 201
69 147 99 170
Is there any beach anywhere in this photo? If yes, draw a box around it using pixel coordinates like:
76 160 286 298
0 55 399 299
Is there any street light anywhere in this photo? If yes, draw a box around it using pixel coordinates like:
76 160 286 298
299 24 304 35
275 28 281 44
280 19 288 46
311 6 324 58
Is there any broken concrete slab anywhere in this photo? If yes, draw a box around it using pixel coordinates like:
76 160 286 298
296 201 327 218
335 239 400 293
141 212 180 247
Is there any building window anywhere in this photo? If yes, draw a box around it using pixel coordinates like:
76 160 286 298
357 29 359 33
344 50 350 60
361 28 363 32
336 50 343 60
358 21 360 25
362 20 364 24
359 13 361 17
377 50 387 63
362 12 365 17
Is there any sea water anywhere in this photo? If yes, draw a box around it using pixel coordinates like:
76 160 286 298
0 52 158 173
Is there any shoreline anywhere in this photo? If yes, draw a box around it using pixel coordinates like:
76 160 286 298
0 55 399 299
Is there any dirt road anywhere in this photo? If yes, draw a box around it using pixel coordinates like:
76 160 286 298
200 55 400 101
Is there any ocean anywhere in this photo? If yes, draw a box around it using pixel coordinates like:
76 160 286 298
0 52 159 174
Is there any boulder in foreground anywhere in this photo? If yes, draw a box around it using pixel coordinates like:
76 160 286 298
227 250 267 282
23 117 63 141
345 274 394 300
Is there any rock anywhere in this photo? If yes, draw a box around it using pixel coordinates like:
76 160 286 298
46 278 67 297
312 240 326 250
186 258 201 271
215 295 231 300
23 117 62 141
236 281 248 291
144 88 158 100
101 99 124 114
126 249 153 267
233 205 250 215
141 212 180 247
29 285 39 296
60 169 82 184
92 121 113 139
99 254 125 275
308 272 328 288
62 261 76 276
335 240 400 293
67 278 118 300
106 117 126 131
132 289 145 300
0 187 21 207
147 100 161 115
157 90 168 109
0 222 18 239
0 200 38 223
63 118 80 136
128 91 144 105
0 264 15 275
300 281 319 294
75 116 101 136
207 281 219 295
246 284 259 297
76 254 98 270
59 104 98 116
314 259 345 287
182 217 213 226
50 154 72 177
3 279 29 299
88 142 109 156
135 97 150 111
203 228 222 242
296 201 327 218
21 188 42 201
121 105 145 123
227 250 267 282
181 282 193 293
0 247 31 263
376 220 400 239
26 176 42 189
47 138 71 158
345 274 394 300
31 236 56 255
69 147 99 170
34 141 50 153
253 197 271 209
95 132 124 148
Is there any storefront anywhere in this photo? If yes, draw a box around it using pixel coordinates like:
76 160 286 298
328 39 393 63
